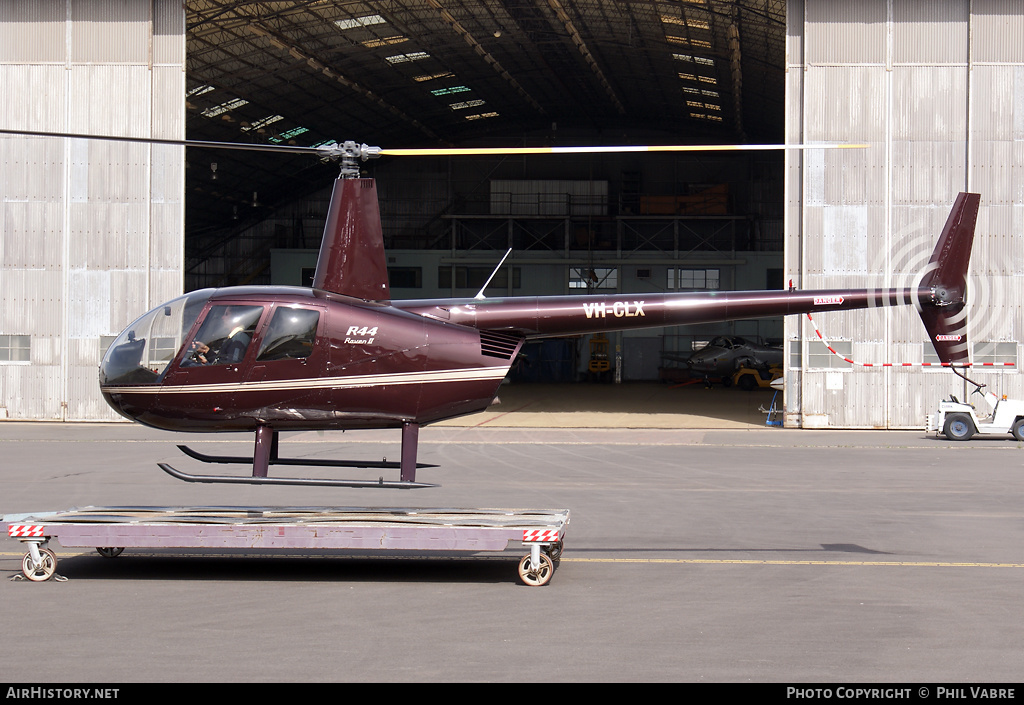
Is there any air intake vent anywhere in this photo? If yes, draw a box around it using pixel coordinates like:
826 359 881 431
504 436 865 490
480 331 522 360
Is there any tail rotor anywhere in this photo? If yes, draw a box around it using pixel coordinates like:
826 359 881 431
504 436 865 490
916 192 981 367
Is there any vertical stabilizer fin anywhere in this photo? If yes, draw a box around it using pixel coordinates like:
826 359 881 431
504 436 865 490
312 177 391 301
917 192 980 365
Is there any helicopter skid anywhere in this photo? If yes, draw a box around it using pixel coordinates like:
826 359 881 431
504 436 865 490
167 423 430 488
158 463 436 489
176 444 438 470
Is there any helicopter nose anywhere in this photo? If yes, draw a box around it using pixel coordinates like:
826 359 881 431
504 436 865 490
100 389 142 422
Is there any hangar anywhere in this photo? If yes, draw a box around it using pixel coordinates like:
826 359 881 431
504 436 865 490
0 0 1021 428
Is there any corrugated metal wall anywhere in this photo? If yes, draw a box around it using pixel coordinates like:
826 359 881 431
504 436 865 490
0 0 184 421
787 0 1024 428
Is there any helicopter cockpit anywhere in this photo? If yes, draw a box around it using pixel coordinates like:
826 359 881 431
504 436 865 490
100 290 327 388
99 289 214 386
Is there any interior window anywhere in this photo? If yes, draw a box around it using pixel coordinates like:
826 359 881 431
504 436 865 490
182 305 264 366
256 308 320 361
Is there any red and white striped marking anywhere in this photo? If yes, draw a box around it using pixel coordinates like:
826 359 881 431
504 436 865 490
8 524 45 538
523 529 560 543
806 313 1015 368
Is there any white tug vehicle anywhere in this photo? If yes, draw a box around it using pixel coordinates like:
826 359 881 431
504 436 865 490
929 387 1024 441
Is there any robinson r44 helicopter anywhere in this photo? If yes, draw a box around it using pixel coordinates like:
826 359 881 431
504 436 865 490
2 130 981 489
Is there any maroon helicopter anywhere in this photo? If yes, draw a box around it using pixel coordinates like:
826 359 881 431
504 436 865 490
7 132 976 489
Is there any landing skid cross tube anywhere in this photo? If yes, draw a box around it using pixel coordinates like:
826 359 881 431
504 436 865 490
2 507 570 586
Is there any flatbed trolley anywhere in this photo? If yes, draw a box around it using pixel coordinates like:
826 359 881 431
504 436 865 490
2 506 569 587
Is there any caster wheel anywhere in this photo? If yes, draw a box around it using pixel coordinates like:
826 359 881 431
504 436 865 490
22 548 57 582
517 553 555 587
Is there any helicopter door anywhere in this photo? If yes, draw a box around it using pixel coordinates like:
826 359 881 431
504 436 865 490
240 305 327 419
160 305 266 417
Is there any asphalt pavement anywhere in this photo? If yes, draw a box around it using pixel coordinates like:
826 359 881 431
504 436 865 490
1 418 1022 682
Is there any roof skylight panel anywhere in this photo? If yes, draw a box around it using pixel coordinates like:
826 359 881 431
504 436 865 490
201 98 248 118
268 126 310 143
413 71 455 82
673 53 714 67
385 51 430 64
362 36 409 48
335 15 386 30
661 16 710 30
241 115 284 132
431 86 471 96
666 35 711 49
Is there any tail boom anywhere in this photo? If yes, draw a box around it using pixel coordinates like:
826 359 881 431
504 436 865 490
396 286 936 338
392 195 979 356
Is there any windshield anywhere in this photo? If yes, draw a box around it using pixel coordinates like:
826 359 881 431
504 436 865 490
99 289 214 385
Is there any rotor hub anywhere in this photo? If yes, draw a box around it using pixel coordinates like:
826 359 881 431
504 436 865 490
316 141 382 178
930 285 962 306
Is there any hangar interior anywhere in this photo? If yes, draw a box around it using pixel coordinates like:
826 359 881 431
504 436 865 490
0 0 1022 427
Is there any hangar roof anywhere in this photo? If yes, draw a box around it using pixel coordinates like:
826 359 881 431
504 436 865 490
184 0 785 235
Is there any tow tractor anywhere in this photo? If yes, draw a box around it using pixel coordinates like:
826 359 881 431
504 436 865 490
732 363 782 391
928 386 1024 441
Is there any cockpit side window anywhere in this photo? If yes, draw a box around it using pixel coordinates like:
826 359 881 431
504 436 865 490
182 305 264 367
256 308 320 361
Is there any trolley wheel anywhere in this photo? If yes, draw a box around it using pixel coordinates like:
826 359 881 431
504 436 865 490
22 548 57 582
546 541 563 562
1012 418 1024 442
943 413 975 441
517 552 555 587
96 547 124 558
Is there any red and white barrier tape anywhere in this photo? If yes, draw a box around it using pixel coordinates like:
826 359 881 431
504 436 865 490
805 313 1015 368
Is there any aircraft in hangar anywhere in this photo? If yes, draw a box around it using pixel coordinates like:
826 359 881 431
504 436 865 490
661 334 784 386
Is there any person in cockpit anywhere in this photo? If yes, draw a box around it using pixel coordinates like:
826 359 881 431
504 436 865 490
184 306 260 366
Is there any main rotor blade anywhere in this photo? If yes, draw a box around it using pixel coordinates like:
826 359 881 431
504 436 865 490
379 143 869 157
0 128 327 155
0 129 869 159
